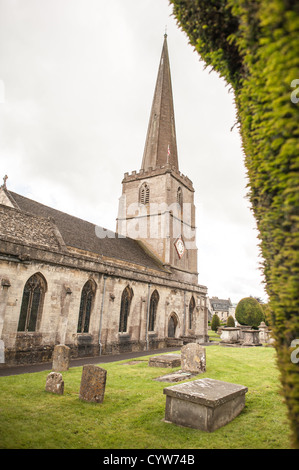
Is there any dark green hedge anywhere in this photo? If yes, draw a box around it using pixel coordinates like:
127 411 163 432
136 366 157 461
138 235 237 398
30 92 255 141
170 0 299 448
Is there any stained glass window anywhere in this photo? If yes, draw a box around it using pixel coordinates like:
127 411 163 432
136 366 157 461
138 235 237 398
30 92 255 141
18 274 46 332
149 290 159 331
119 286 133 333
189 296 195 329
77 280 96 333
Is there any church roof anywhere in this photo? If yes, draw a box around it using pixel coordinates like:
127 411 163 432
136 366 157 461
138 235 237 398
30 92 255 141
2 189 167 273
141 34 179 171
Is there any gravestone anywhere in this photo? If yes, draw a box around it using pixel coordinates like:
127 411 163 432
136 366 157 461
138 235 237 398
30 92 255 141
52 344 70 372
164 378 248 432
79 364 107 403
45 372 64 395
181 343 206 374
148 354 181 368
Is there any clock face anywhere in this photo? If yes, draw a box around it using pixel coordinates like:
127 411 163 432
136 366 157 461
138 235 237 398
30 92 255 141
174 236 185 259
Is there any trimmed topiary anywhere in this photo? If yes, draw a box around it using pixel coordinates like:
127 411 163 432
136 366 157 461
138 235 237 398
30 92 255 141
226 315 235 327
211 313 220 332
235 297 264 328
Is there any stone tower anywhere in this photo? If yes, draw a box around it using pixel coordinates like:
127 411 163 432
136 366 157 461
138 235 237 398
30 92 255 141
117 35 198 284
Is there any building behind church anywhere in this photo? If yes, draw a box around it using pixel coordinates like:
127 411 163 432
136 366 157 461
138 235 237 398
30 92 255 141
0 35 208 366
208 297 235 322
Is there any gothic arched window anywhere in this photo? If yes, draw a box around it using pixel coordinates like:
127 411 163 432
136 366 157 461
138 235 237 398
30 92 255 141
18 273 47 332
149 289 159 332
77 280 96 333
139 183 150 205
177 187 183 207
119 286 133 333
189 296 196 330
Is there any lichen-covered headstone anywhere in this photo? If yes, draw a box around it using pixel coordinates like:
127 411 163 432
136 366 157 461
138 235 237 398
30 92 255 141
45 372 64 395
181 343 206 374
52 344 70 372
79 364 107 403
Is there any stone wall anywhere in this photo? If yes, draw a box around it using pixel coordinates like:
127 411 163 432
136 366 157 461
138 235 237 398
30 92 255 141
0 240 208 366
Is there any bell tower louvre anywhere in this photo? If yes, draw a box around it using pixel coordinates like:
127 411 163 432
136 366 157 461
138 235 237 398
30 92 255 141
117 35 199 285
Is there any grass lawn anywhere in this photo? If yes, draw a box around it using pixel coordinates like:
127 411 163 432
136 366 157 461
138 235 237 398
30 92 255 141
0 345 291 449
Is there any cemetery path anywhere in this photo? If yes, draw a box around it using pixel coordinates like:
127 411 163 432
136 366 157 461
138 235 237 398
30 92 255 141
0 346 180 377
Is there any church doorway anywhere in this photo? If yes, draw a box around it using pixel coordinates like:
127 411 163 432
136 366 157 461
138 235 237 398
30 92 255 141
168 313 178 338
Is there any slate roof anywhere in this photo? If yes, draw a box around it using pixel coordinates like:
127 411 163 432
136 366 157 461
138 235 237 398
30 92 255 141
210 297 232 310
5 190 166 272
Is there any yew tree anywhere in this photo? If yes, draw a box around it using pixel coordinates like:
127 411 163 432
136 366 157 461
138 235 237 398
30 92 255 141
169 0 299 447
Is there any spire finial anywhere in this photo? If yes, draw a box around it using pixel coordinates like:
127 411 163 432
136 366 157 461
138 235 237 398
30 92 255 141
164 25 167 38
1 174 8 189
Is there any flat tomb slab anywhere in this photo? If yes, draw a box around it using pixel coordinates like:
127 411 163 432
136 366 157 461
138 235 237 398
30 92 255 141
149 354 181 368
154 371 194 382
164 378 248 432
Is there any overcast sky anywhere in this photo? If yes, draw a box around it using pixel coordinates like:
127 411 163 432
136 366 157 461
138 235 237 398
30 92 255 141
0 0 267 304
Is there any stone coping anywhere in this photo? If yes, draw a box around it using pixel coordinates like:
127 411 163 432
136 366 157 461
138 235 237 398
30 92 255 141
163 378 248 408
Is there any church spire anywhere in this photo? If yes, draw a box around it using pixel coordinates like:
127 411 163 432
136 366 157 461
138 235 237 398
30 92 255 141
141 34 179 171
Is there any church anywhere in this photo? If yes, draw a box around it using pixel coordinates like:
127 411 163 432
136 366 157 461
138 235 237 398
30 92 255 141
0 35 208 366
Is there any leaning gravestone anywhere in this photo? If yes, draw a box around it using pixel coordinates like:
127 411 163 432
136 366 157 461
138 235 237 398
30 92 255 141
45 372 64 395
181 343 206 374
52 344 70 372
79 364 107 403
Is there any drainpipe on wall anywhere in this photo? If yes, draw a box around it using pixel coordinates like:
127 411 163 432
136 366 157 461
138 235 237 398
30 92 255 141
145 282 151 351
98 275 107 356
183 290 186 336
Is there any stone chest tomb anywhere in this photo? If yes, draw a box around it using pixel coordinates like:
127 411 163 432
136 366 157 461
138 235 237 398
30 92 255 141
164 378 248 432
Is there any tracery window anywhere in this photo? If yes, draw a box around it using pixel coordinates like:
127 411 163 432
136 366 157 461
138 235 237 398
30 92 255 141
148 289 159 332
119 286 133 333
139 183 150 205
18 273 47 332
77 280 96 333
189 296 196 330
